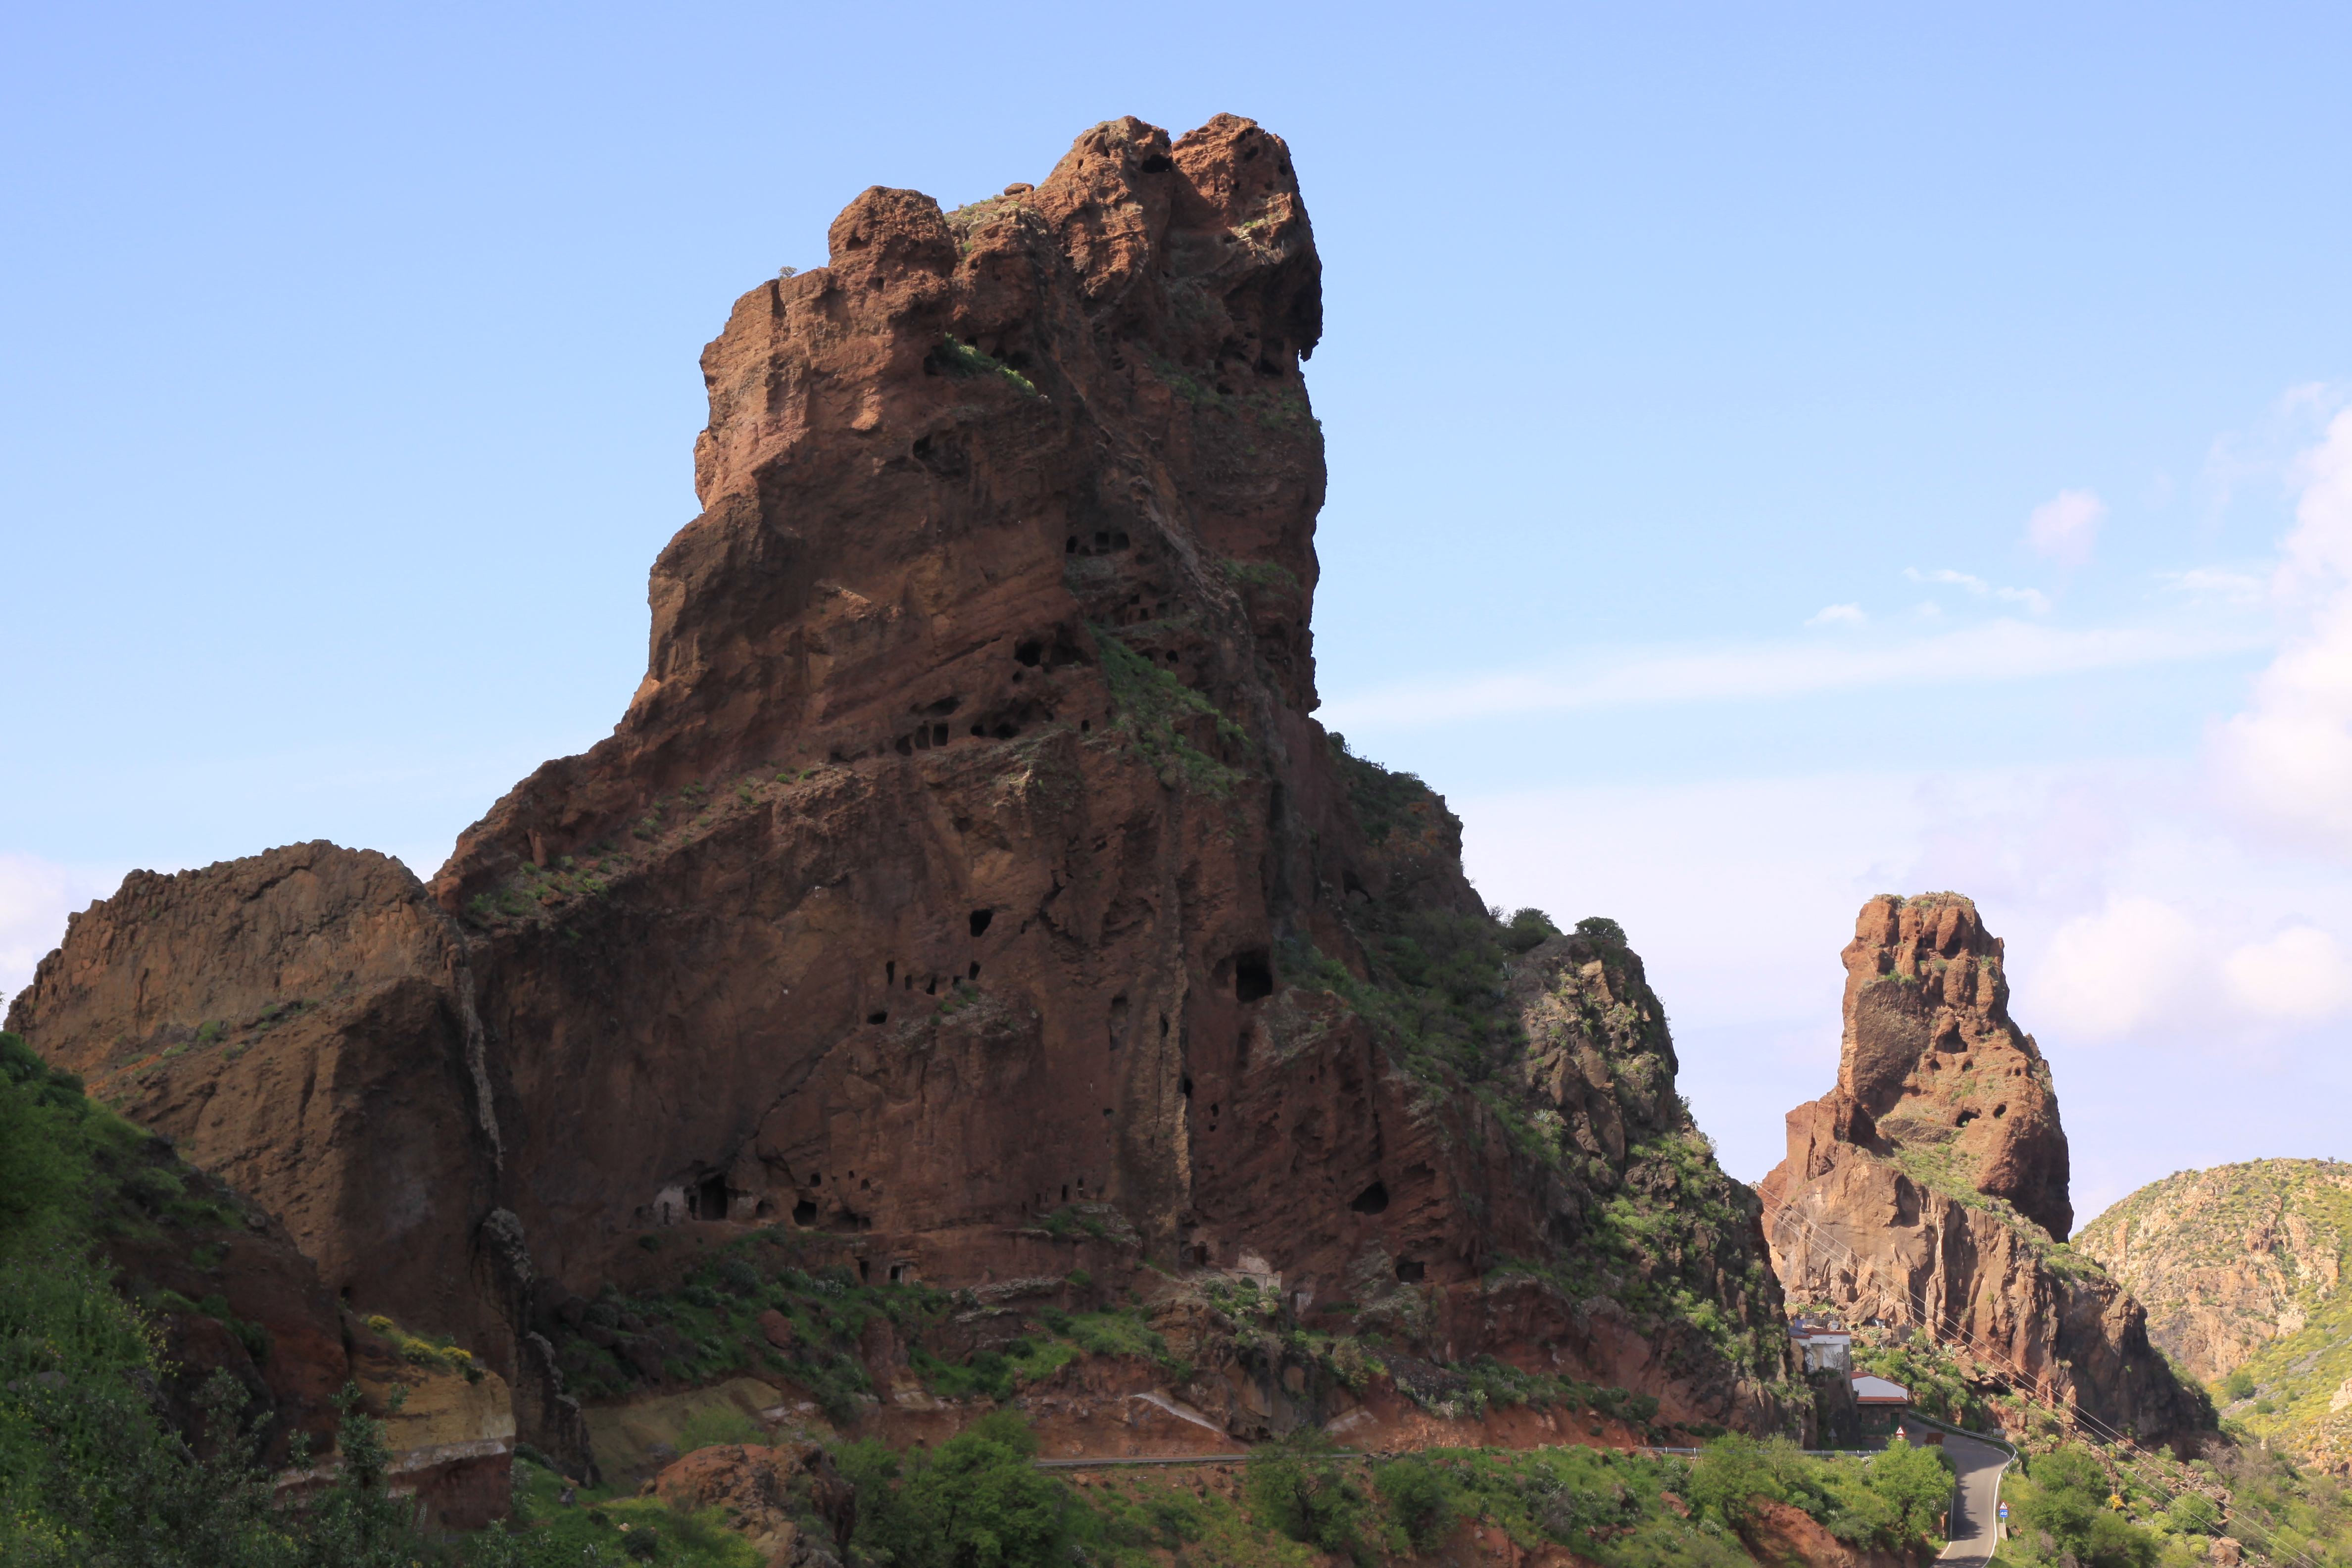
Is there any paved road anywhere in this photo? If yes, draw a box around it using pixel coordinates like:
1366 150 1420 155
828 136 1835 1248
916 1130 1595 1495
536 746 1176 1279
1935 1431 2015 1568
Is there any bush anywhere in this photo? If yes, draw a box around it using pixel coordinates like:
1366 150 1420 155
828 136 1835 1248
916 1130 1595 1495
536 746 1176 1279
839 1412 1070 1568
2168 1493 2221 1534
2017 1444 2160 1568
1375 1455 1459 1550
1688 1433 1796 1522
2224 1369 2256 1402
1502 908 1561 954
1246 1428 1369 1557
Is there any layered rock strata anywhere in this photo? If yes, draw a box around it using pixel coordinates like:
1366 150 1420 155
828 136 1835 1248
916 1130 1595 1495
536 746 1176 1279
11 115 1796 1460
1760 894 2205 1448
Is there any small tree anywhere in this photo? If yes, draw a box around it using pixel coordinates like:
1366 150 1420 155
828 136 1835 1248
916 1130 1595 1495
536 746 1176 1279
1866 1441 1956 1542
1245 1428 1368 1557
1374 1456 1458 1551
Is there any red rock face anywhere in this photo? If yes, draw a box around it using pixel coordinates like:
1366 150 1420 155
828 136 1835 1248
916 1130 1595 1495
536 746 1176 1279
1761 894 2205 1449
11 115 1798 1464
1826 893 2070 1239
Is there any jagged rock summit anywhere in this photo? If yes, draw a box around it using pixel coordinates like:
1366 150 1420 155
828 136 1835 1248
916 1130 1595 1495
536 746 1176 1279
1761 893 2206 1448
12 115 1798 1471
1776 892 2071 1239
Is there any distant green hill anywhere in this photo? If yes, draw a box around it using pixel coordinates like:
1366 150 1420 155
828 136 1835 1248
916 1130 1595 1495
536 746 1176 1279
2078 1158 2352 1468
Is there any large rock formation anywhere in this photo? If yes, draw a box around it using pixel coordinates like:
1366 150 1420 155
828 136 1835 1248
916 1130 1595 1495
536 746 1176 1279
10 115 1797 1461
1760 893 2206 1448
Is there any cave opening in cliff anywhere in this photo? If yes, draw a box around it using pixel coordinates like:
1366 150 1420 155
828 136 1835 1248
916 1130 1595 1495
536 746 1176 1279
1351 1180 1389 1215
1234 951 1273 1003
1015 640 1043 667
1394 1259 1424 1282
694 1173 728 1223
1956 1109 1978 1127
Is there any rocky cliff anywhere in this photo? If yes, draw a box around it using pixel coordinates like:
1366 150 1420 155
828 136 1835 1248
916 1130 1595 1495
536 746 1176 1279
9 115 1798 1470
1759 894 2206 1449
2078 1160 2352 1470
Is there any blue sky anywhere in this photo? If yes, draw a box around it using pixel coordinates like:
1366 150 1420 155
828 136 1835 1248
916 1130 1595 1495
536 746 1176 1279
5 1 2350 1219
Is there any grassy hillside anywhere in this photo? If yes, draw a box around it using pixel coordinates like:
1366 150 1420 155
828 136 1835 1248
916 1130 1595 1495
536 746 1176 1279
2076 1159 2352 1468
2077 1160 2352 1385
2210 1280 2352 1471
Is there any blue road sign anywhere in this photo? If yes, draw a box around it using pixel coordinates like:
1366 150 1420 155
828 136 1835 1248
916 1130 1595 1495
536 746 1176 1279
2000 1505 2010 1520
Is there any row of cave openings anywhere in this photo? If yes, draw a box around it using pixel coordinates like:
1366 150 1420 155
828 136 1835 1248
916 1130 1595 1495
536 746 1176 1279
863 912 995 1026
889 628 1096 757
653 1164 912 1262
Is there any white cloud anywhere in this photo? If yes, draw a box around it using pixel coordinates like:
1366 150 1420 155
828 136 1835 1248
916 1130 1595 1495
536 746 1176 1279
2028 489 2107 567
1904 566 2050 613
1806 603 1866 627
2159 568 2265 608
1322 617 2264 729
0 854 118 1008
2034 895 2204 1040
2214 408 2352 852
2224 926 2352 1023
2024 895 2352 1043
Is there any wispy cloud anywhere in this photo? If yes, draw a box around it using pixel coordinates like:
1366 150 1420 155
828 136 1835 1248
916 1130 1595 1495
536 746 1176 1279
1905 566 2051 613
2028 489 2106 567
1805 603 1865 627
1322 617 2265 728
2158 568 2265 608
